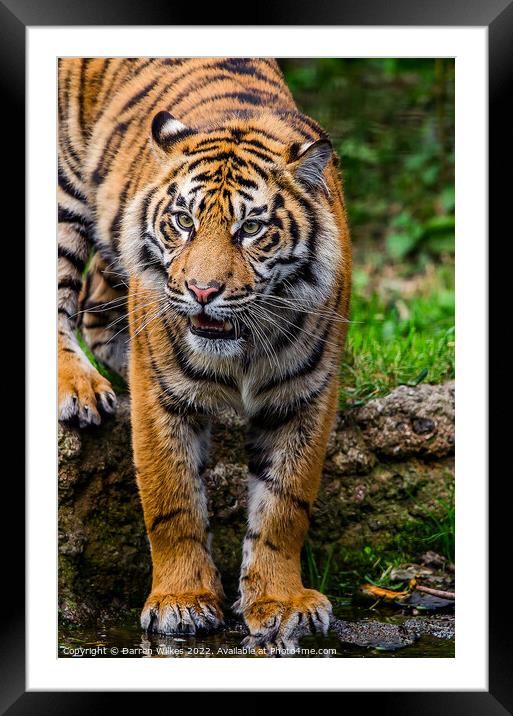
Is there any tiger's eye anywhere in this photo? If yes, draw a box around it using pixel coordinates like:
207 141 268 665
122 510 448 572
175 212 194 230
241 220 261 235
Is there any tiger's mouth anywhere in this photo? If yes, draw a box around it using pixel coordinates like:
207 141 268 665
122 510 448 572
189 313 237 340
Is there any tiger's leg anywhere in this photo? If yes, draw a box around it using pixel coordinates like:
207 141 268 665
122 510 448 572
80 253 129 380
130 319 224 634
239 376 339 651
58 190 117 427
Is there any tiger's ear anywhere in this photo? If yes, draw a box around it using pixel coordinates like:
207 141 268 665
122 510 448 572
288 139 333 194
151 111 195 156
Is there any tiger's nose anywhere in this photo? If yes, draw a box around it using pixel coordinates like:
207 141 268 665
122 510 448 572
186 280 223 304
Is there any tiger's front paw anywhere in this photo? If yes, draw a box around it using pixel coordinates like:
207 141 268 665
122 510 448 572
141 592 224 635
59 351 116 427
241 589 332 654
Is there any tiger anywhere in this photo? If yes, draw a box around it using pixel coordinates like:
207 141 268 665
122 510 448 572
58 58 351 651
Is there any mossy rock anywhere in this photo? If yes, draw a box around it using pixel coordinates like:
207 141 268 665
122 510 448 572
59 382 454 625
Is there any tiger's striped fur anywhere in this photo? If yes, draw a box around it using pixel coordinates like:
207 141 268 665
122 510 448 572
58 58 351 649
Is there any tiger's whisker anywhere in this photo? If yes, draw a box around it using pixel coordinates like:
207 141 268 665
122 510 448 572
250 303 343 352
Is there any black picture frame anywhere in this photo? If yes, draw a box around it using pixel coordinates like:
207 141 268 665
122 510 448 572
6 0 507 710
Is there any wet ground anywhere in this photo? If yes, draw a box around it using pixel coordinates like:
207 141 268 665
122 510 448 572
59 603 454 659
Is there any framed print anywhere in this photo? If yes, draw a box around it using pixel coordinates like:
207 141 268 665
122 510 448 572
4 0 508 709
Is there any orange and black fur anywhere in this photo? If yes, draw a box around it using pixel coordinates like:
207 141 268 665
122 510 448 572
58 58 351 650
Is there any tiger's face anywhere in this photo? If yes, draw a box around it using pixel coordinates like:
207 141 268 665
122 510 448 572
123 111 341 358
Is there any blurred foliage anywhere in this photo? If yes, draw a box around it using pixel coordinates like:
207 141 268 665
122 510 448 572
281 59 455 402
280 58 454 261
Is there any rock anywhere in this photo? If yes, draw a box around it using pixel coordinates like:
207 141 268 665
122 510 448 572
420 550 447 568
390 565 434 581
331 618 418 650
331 614 455 651
58 399 151 624
58 382 455 625
403 615 455 640
354 381 454 458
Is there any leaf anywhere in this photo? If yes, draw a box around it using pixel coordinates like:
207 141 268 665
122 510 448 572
386 232 418 259
422 164 439 185
353 269 370 290
425 234 455 254
440 185 455 212
391 210 413 229
356 583 411 602
411 368 428 386
340 138 379 163
422 215 455 234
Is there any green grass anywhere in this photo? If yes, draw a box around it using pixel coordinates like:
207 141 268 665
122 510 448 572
76 331 128 393
302 542 408 603
397 483 455 564
302 473 455 600
339 261 455 409
420 496 455 563
304 540 335 594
